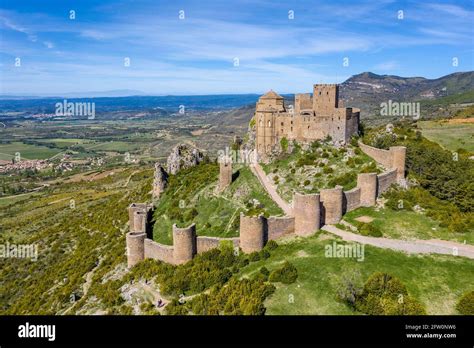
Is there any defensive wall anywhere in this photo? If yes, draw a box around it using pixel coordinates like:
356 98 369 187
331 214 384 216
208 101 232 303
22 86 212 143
126 141 406 267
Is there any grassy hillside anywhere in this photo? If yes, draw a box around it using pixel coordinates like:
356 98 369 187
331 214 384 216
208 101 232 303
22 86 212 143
239 233 474 315
152 162 283 245
0 166 152 314
261 139 381 202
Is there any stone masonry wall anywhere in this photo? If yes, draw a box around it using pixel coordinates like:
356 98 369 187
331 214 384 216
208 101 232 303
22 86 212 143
196 236 239 254
144 239 175 264
377 169 398 195
343 187 361 213
267 216 295 240
358 142 392 168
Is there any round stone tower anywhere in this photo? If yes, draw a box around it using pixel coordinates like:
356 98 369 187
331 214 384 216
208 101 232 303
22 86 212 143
320 186 343 225
294 193 320 236
128 203 149 233
126 232 146 268
357 173 377 207
390 146 406 182
239 213 265 253
172 223 197 264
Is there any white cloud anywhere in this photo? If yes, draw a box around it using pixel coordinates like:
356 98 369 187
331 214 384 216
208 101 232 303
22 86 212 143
43 41 54 49
373 60 399 71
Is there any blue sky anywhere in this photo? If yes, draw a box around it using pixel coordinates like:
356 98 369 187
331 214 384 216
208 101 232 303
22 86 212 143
0 0 473 95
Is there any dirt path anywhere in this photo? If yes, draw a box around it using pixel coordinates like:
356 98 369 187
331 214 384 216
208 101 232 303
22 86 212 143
250 163 293 216
322 225 474 259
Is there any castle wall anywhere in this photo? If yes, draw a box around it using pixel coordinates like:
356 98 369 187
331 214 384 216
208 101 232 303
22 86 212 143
377 169 398 195
196 236 240 254
144 238 175 264
357 173 377 207
294 193 320 236
126 232 146 268
343 187 361 213
239 213 265 253
267 216 295 240
345 109 360 140
172 223 197 265
320 187 343 225
358 142 392 168
390 146 406 182
295 93 312 115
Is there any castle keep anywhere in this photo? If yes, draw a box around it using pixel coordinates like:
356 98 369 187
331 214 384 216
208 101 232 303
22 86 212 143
255 84 360 158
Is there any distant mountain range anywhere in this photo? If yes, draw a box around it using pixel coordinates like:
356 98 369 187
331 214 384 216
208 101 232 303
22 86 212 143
340 71 474 118
1 71 472 122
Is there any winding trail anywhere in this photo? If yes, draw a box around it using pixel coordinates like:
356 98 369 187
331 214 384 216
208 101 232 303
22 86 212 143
249 163 473 259
322 225 474 259
249 163 293 216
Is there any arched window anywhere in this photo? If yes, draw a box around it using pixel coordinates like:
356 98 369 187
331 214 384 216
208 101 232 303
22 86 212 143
268 120 271 127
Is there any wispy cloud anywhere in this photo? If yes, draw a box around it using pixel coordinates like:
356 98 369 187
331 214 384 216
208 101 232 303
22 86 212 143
0 0 472 94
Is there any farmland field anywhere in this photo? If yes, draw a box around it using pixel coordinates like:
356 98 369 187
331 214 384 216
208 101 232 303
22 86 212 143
418 120 474 152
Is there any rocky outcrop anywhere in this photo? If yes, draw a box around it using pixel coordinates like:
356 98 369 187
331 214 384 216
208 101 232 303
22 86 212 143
166 144 204 175
152 163 168 199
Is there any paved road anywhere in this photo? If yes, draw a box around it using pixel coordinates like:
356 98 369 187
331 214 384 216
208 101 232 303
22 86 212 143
322 225 474 259
250 163 293 216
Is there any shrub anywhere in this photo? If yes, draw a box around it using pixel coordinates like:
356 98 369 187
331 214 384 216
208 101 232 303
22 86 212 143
355 222 382 237
303 179 311 186
336 272 363 308
265 240 278 250
328 172 356 190
354 272 426 315
268 261 298 284
280 137 289 152
323 167 333 174
456 290 474 315
259 249 271 259
249 252 261 262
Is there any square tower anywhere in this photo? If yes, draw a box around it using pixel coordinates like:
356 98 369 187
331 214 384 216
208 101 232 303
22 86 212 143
312 84 339 115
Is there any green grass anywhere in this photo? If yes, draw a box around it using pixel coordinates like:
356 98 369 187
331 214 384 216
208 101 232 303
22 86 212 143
238 233 474 315
35 138 94 149
83 141 144 152
343 206 474 244
261 142 381 202
418 120 474 152
152 163 283 245
0 142 63 160
0 191 42 208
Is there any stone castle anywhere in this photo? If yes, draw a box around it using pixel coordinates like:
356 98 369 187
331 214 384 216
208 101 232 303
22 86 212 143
125 82 406 267
126 143 406 268
255 84 360 158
